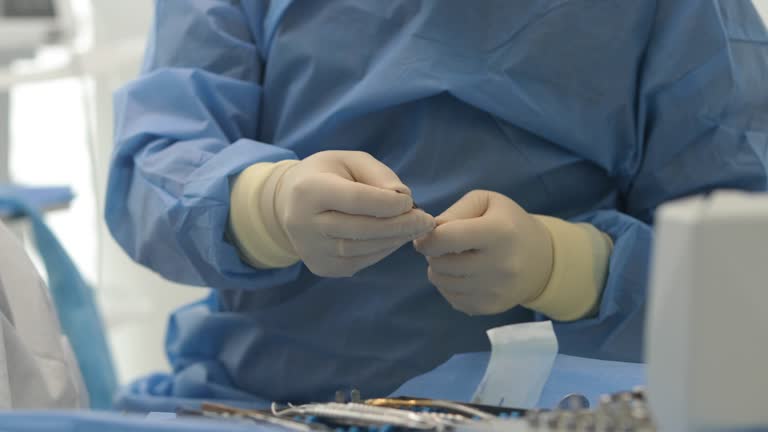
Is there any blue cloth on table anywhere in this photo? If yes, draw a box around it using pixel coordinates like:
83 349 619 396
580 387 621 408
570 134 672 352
392 353 645 409
145 412 178 421
539 354 645 408
114 353 645 413
0 194 116 409
0 412 272 432
0 353 645 430
115 372 271 413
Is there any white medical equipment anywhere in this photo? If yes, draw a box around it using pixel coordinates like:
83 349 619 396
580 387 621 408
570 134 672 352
0 0 73 182
0 219 86 409
646 190 768 431
0 0 71 58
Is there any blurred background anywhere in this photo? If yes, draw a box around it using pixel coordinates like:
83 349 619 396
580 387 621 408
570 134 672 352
0 0 204 385
0 0 766 387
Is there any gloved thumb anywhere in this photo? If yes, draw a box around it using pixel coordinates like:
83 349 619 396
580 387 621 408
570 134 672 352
341 152 412 196
436 190 491 225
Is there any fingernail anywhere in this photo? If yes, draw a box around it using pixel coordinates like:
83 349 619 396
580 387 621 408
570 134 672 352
393 191 414 212
393 184 411 195
426 216 437 229
388 184 412 199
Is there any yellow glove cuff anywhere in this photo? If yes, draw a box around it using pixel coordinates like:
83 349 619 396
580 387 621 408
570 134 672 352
523 216 613 321
229 160 300 269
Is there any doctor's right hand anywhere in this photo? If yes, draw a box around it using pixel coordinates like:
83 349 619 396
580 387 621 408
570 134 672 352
229 151 435 277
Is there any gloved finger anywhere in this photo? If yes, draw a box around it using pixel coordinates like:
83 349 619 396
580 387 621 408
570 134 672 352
312 173 413 217
341 151 412 195
426 250 489 277
435 190 491 225
335 236 412 257
317 209 435 240
412 218 493 257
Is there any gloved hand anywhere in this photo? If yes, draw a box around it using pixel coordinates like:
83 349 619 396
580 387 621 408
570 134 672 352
230 151 435 277
413 190 553 316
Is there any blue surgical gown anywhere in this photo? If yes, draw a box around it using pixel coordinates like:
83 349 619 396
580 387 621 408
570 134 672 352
105 0 768 403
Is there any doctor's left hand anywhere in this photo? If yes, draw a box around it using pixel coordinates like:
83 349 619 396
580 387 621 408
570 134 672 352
413 190 553 316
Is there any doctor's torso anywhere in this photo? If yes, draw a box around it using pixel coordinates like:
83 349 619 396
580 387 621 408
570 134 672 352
169 0 650 402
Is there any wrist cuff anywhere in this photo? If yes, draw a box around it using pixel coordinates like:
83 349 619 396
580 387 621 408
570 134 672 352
229 161 300 269
524 216 613 321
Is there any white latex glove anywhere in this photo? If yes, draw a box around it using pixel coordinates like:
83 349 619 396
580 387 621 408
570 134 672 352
250 151 435 277
413 190 553 316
